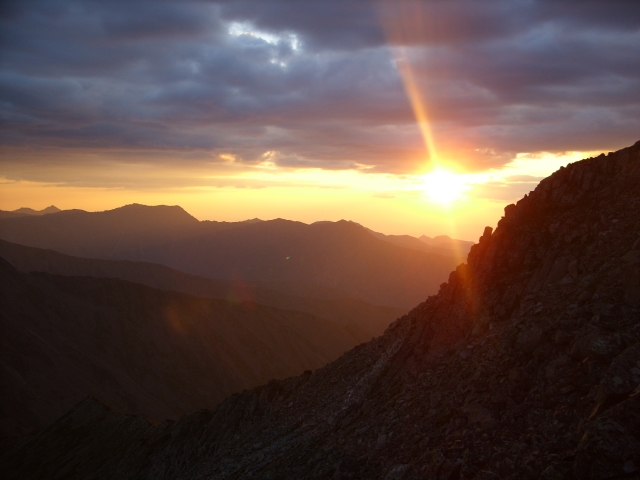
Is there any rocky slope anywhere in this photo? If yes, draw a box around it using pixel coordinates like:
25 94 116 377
2 141 640 479
0 239 404 343
0 265 360 438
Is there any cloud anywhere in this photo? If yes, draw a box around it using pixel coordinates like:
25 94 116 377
1 0 639 186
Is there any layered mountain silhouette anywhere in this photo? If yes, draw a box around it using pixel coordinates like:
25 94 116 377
0 205 60 220
0 207 466 308
0 239 404 343
0 204 203 258
361 227 473 258
3 141 638 479
320 221 474 258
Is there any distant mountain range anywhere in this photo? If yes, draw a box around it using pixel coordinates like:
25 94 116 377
359 224 473 258
0 205 60 219
0 206 471 308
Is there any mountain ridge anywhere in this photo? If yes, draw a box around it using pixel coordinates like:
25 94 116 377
0 205 60 219
0 212 463 308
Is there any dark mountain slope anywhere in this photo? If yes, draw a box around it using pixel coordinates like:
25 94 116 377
3 141 640 479
0 263 358 438
0 239 404 342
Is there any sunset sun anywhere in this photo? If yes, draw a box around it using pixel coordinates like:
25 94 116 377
422 169 469 204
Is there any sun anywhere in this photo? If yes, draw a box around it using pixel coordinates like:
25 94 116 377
422 168 469 204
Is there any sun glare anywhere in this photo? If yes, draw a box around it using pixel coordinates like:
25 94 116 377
422 169 469 204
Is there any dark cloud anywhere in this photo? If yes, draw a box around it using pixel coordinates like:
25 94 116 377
218 0 384 51
1 0 639 183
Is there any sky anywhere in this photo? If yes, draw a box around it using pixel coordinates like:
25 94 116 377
1 0 639 240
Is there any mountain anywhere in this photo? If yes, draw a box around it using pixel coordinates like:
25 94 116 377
0 209 462 308
0 239 404 343
0 205 60 220
128 219 460 308
0 203 204 258
3 141 638 479
361 225 474 259
420 234 474 253
0 262 360 438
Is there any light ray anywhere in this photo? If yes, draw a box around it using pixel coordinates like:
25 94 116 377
382 0 440 170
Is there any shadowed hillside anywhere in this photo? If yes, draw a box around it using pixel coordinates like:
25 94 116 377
3 141 638 479
0 263 358 438
0 239 404 343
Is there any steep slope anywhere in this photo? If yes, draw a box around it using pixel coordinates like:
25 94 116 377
0 263 358 438
0 207 461 309
3 141 638 479
0 239 404 342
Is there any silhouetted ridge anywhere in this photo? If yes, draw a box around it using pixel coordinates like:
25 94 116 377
0 205 60 219
0 203 202 259
2 142 639 479
0 206 461 308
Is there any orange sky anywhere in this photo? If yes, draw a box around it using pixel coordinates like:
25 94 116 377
1 2 637 241
0 148 600 241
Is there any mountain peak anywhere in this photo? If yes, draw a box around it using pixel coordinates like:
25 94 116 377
40 205 60 214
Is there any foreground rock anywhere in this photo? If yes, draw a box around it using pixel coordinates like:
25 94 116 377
2 141 640 479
